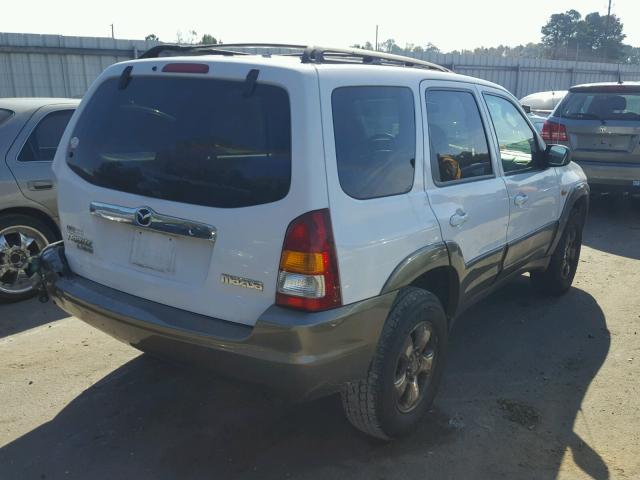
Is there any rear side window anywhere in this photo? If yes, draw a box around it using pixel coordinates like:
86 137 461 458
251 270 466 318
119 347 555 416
426 90 492 183
19 110 74 162
332 87 415 199
0 108 13 126
68 76 291 208
557 92 640 121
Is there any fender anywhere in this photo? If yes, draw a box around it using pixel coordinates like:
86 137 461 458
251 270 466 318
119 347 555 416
380 242 450 294
548 182 589 255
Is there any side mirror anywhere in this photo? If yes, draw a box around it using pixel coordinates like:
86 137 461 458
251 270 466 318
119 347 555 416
522 104 532 114
546 144 571 167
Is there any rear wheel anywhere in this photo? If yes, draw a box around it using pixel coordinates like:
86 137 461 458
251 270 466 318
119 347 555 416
531 209 583 296
0 214 56 303
341 287 448 439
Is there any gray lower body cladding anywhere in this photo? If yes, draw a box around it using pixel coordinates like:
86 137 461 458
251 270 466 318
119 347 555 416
40 243 395 400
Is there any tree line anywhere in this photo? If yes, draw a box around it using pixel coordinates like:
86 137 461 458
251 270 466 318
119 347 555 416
144 9 640 65
352 9 640 64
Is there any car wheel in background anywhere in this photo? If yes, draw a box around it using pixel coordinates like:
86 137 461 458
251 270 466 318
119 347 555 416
0 214 56 303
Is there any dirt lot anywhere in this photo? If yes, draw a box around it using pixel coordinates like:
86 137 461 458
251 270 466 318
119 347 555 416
1 197 639 480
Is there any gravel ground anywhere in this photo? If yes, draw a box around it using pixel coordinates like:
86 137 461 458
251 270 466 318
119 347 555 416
1 197 639 480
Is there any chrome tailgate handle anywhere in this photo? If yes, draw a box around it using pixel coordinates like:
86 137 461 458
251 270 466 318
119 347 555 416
89 202 216 243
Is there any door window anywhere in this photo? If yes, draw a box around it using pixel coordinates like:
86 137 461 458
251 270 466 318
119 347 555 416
18 110 74 162
425 90 492 183
484 95 538 174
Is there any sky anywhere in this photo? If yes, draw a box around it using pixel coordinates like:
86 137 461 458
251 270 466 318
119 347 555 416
4 0 640 51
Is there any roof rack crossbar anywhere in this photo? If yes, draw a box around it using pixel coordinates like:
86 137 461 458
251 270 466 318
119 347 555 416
139 43 450 72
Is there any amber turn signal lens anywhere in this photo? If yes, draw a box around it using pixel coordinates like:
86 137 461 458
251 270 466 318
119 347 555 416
280 250 325 275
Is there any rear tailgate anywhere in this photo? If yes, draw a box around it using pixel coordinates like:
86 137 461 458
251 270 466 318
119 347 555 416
52 58 327 326
564 118 640 163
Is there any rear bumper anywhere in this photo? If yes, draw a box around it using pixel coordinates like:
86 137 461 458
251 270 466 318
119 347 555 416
40 243 394 400
575 160 640 193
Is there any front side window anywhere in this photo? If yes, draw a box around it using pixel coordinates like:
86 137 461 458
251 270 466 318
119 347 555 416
332 86 416 199
19 110 74 162
68 76 291 209
426 90 492 183
484 95 538 174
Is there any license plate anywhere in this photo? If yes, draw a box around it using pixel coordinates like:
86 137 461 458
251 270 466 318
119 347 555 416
129 230 176 273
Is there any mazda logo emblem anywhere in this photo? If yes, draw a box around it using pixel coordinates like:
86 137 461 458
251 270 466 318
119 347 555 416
135 207 153 227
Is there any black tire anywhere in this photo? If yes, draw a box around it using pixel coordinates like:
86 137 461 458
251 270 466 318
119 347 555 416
530 209 584 296
341 287 448 439
0 213 57 303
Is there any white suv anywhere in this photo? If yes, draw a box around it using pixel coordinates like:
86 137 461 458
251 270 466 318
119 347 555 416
41 44 589 439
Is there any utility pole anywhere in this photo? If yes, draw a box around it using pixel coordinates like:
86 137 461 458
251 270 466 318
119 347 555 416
375 25 379 51
110 24 114 39
604 0 612 61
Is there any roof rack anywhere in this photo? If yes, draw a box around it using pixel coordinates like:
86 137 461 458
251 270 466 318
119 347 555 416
139 44 250 59
300 46 450 72
139 43 450 72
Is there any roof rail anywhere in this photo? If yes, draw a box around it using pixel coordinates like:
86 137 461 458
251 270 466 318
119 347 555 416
139 43 450 72
139 44 250 59
301 46 450 72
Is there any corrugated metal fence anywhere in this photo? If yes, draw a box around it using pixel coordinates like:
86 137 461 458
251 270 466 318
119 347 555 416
2 33 640 99
418 51 640 98
0 33 158 98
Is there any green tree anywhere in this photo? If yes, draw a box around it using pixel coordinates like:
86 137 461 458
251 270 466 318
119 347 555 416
580 12 626 61
622 45 640 64
541 9 582 59
424 42 440 54
145 34 159 42
200 34 218 45
381 38 402 54
541 10 627 62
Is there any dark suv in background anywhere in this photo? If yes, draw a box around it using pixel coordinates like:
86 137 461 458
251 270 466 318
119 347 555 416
542 82 640 195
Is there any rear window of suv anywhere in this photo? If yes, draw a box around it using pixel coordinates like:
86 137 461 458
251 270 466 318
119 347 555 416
68 76 291 208
557 91 640 121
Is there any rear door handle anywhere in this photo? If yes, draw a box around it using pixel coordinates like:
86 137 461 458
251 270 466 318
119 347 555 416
449 208 468 227
27 180 54 191
514 193 529 207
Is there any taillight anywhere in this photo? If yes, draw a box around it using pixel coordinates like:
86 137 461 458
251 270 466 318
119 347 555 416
161 63 209 74
541 121 568 142
276 209 342 312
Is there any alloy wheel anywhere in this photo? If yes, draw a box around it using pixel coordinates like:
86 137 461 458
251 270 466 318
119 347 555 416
393 321 438 413
0 226 48 294
561 227 578 279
